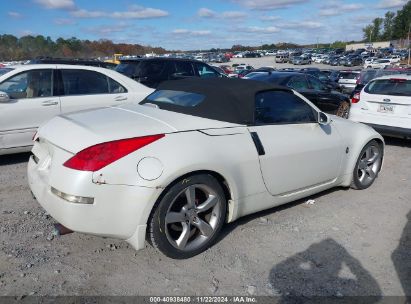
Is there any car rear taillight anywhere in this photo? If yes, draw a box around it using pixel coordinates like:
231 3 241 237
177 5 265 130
63 134 165 172
389 78 406 83
351 92 360 103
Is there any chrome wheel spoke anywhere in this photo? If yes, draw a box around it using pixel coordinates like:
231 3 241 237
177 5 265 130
367 151 379 164
165 212 185 224
176 223 191 249
366 167 376 179
358 169 366 182
193 218 214 237
365 147 372 160
197 195 218 213
185 185 196 208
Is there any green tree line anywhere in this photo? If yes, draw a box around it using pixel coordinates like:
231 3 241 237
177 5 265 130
362 0 411 42
0 35 166 61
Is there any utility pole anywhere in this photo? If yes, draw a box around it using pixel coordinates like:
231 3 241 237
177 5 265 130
316 37 319 49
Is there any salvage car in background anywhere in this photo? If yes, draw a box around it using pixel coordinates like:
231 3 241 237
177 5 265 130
292 56 311 65
28 78 384 259
0 64 153 155
349 75 411 138
338 70 361 93
245 71 351 118
364 59 391 69
115 58 224 88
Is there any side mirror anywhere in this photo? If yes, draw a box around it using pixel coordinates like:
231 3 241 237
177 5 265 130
0 91 10 103
318 112 331 125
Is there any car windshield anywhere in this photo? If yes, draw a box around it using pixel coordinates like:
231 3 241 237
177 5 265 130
0 68 13 76
359 70 378 84
365 79 411 96
145 90 205 107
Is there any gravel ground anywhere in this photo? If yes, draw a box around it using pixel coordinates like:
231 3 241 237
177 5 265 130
0 136 410 298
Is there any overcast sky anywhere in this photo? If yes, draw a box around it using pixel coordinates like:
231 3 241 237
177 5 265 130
1 0 408 50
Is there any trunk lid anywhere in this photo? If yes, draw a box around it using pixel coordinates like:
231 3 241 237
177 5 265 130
38 103 240 153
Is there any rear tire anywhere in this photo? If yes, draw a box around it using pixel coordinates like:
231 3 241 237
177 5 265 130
148 174 227 259
335 101 350 119
351 140 383 190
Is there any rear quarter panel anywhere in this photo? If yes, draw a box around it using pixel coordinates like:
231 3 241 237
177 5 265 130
92 127 267 201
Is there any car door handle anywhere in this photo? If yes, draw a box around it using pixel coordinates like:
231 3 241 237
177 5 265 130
114 96 128 101
42 100 58 106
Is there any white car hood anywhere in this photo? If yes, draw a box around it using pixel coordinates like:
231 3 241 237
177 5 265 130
39 103 241 153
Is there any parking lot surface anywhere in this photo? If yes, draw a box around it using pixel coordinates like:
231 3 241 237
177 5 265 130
0 135 410 297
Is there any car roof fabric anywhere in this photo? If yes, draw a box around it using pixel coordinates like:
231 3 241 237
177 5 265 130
143 77 291 124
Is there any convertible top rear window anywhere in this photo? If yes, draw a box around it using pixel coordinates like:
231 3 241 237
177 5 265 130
146 90 205 107
140 78 292 124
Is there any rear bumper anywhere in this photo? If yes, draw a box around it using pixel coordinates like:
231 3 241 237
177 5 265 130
27 156 161 250
339 84 356 93
365 124 411 138
349 110 411 138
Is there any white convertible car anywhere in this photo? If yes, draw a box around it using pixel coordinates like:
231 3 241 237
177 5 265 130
28 78 384 259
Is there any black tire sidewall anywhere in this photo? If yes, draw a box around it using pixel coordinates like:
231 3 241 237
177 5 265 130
149 174 227 259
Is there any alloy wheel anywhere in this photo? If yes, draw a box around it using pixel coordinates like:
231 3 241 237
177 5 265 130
164 184 222 251
356 144 381 187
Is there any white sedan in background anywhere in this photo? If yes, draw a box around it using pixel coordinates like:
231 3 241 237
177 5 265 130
349 75 411 138
28 78 384 259
0 64 153 155
364 59 391 69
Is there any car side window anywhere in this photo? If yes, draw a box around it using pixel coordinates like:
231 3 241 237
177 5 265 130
287 76 309 90
61 69 109 96
108 77 127 93
194 63 219 78
0 69 52 99
139 61 166 77
173 62 195 77
255 90 316 125
307 75 325 91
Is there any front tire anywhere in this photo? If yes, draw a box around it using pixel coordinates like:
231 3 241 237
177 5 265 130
351 140 383 190
148 174 227 259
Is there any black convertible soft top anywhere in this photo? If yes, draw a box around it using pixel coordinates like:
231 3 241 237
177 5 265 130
141 77 292 125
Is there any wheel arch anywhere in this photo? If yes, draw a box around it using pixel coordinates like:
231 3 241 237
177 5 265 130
146 169 235 228
340 135 385 187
